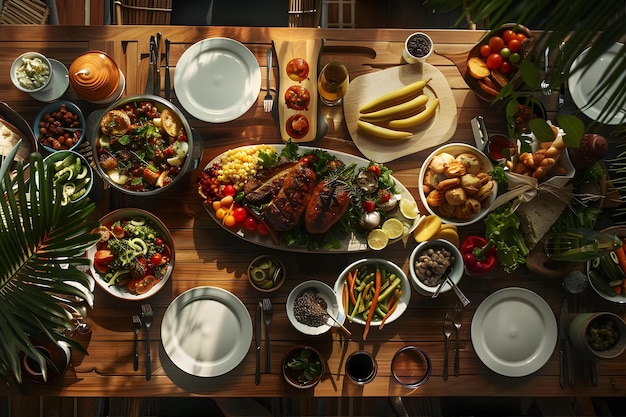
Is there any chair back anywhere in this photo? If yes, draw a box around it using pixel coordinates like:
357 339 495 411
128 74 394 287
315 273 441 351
0 0 50 24
114 0 172 25
288 0 322 27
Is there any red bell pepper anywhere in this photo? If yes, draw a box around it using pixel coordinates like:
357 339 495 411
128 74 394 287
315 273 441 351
460 235 497 275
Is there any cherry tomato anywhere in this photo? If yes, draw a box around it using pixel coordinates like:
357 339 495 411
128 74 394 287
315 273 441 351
111 225 124 239
150 253 163 265
486 53 503 70
127 278 140 293
488 36 505 53
363 200 376 213
233 207 247 223
502 29 517 44
94 260 109 274
479 44 491 58
155 238 163 246
223 184 236 197
516 33 527 43
509 52 521 64
94 249 114 265
367 165 381 176
377 189 391 203
244 216 258 231
507 39 521 53
500 61 514 74
256 222 270 235
135 275 157 295
223 214 236 227
500 47 511 59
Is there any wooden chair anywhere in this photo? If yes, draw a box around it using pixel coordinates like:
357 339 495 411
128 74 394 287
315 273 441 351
114 0 172 25
0 0 50 24
288 0 323 27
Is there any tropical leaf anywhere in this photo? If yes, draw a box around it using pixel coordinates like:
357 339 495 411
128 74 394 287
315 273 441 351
0 147 100 384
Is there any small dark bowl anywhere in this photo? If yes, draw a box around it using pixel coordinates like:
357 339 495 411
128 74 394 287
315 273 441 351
247 255 286 292
33 100 85 153
282 345 325 389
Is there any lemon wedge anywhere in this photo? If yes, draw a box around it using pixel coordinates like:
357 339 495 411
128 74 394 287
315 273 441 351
399 198 420 219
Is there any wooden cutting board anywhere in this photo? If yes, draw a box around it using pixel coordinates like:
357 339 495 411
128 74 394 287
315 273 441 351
343 63 457 163
273 39 323 143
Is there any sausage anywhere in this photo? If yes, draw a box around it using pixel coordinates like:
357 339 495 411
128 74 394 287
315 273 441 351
304 178 351 234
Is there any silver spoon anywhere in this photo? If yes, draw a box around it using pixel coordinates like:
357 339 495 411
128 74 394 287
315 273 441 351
431 265 453 299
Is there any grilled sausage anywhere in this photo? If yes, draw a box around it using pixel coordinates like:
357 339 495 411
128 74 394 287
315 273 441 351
304 178 351 234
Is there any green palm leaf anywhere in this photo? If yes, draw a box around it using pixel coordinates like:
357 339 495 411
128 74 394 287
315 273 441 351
0 149 100 384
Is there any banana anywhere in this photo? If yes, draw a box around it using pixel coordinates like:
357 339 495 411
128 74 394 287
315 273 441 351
359 94 429 122
388 98 439 129
357 120 412 140
359 78 432 113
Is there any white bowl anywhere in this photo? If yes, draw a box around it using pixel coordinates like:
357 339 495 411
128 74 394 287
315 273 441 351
334 258 411 327
418 143 496 227
403 32 433 64
88 208 174 300
11 52 52 93
286 280 342 335
409 239 463 296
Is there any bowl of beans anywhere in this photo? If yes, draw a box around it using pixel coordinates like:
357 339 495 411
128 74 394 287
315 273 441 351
286 280 343 336
33 100 85 153
569 312 626 360
409 239 463 296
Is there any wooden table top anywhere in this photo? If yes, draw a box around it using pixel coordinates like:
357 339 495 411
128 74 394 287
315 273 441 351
1 25 624 399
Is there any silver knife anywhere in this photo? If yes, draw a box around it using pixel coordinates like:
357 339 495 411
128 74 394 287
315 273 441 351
559 299 574 388
154 32 161 96
164 38 171 101
145 36 155 95
255 301 262 385
470 115 489 151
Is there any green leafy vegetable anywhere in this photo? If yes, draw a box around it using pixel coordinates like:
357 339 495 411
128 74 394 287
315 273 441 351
483 203 529 273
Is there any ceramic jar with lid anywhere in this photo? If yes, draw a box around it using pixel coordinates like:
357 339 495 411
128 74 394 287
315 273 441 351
69 51 125 103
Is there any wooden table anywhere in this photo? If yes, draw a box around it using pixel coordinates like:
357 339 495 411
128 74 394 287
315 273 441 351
1 25 624 400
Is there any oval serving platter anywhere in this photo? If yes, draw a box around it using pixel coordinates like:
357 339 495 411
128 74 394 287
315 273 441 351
201 144 420 253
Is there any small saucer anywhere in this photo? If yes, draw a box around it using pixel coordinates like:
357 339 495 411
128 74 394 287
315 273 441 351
29 59 69 102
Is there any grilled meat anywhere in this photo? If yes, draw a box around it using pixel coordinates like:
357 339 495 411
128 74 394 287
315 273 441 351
305 178 351 234
243 160 297 203
262 162 317 232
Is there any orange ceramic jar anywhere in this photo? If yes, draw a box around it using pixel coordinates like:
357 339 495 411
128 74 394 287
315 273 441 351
69 51 122 103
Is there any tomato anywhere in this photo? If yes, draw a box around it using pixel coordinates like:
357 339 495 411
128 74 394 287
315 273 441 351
362 200 376 213
500 61 513 74
162 244 172 260
94 260 109 274
94 249 114 265
233 207 247 223
256 222 270 235
507 39 521 53
502 29 517 44
516 33 527 43
488 36 505 53
486 53 503 70
135 275 157 294
155 238 163 246
127 278 140 293
377 189 391 203
367 165 381 176
111 225 124 239
223 214 236 227
223 184 236 197
500 47 511 59
244 216 258 231
150 253 163 265
509 52 521 64
479 44 491 58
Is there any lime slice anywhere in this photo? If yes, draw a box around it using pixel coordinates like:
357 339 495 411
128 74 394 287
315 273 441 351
381 218 405 239
367 229 389 250
399 198 420 219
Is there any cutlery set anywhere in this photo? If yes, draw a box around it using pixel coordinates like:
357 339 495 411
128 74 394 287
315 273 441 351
442 303 463 381
255 297 273 384
131 304 154 380
145 32 172 100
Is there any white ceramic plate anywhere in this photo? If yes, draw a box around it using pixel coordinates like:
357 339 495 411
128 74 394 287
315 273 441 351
471 287 557 377
286 280 342 335
568 42 626 125
201 144 419 252
29 59 69 102
334 258 410 326
174 37 261 123
161 286 253 377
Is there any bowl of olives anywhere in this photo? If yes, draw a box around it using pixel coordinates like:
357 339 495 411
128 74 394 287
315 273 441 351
569 312 626 360
247 255 285 292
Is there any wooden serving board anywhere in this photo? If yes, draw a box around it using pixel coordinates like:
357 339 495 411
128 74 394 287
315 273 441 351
273 39 323 143
343 63 458 163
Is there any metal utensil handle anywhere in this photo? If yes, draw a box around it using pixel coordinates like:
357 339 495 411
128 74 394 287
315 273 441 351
145 327 151 381
447 277 470 306
454 331 460 377
264 323 271 374
443 335 449 381
134 335 139 371
266 49 272 91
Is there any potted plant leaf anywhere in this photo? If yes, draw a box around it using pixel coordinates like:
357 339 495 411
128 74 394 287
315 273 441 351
0 141 100 384
282 346 325 389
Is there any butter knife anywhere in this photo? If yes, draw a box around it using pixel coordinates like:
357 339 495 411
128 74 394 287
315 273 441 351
154 32 161 96
145 36 155 95
164 38 171 101
255 301 262 385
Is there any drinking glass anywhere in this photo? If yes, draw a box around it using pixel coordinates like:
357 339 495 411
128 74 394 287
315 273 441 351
317 62 349 106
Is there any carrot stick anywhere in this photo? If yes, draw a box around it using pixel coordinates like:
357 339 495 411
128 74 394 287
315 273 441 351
379 295 398 330
615 244 626 275
348 269 358 306
363 267 382 341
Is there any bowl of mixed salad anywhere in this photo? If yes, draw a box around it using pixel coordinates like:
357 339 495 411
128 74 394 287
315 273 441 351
92 95 201 196
88 208 174 300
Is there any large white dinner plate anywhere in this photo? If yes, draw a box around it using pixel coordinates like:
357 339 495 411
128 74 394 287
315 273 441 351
161 286 253 377
201 144 420 253
568 42 626 125
471 287 557 377
174 37 261 123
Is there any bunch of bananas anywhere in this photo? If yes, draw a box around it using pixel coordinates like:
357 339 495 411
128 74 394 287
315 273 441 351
357 78 439 140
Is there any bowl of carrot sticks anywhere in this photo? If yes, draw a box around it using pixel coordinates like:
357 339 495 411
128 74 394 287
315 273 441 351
587 226 626 303
334 258 411 340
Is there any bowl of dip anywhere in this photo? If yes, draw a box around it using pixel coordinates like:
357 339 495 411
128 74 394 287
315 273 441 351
11 52 52 93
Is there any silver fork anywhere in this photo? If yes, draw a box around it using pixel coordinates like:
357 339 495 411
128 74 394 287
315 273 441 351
540 46 552 96
141 303 153 381
263 49 273 112
132 315 142 371
452 303 463 377
443 312 453 381
262 298 273 373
